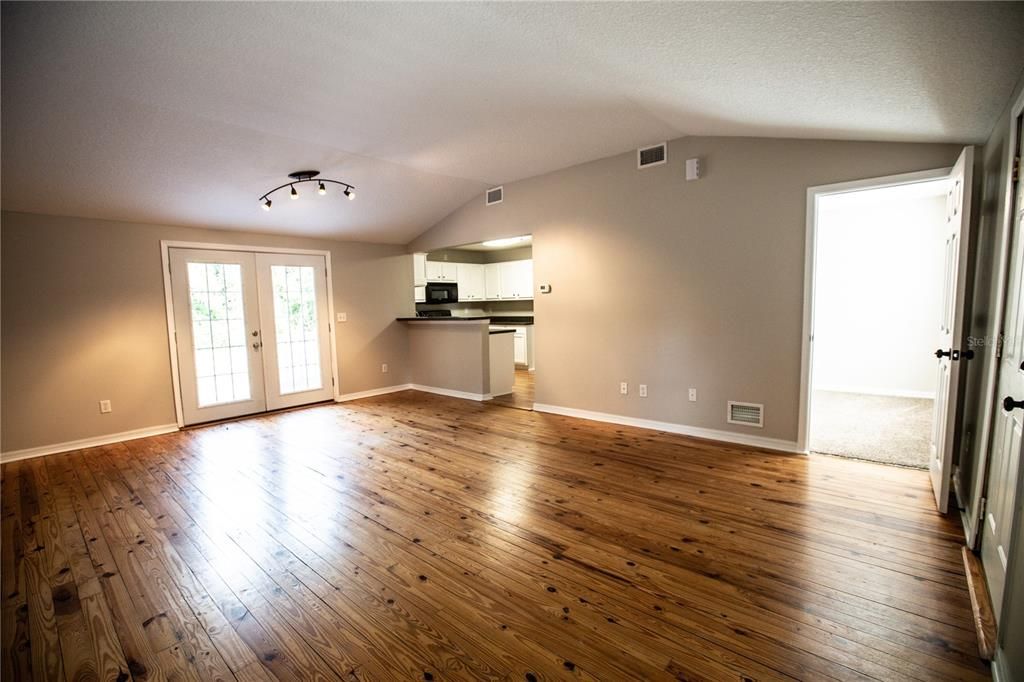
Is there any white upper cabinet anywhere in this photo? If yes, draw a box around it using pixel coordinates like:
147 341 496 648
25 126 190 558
413 253 427 286
484 263 502 300
495 260 534 299
425 260 458 282
457 263 485 300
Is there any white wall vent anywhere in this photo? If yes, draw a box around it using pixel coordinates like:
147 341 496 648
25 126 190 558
485 186 503 205
637 143 667 169
727 401 764 428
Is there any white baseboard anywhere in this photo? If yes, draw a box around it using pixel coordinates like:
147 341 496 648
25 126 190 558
992 649 1009 682
533 403 801 453
815 384 936 400
410 384 492 402
1 423 180 464
336 384 413 402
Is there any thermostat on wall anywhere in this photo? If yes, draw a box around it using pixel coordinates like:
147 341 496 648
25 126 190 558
539 284 552 294
685 157 701 181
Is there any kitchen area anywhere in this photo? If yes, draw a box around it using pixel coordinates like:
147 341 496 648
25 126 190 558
399 235 535 409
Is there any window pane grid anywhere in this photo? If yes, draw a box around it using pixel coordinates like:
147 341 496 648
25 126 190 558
272 265 322 395
189 262 251 407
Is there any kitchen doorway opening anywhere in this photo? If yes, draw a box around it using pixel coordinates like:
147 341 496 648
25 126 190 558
803 171 961 469
412 234 535 411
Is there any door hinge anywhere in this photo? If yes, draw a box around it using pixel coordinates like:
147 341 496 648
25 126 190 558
978 497 986 523
332 376 335 386
996 333 1004 360
1013 156 1020 184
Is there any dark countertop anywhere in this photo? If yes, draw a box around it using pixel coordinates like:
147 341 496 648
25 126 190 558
489 329 515 335
397 315 534 324
397 316 491 322
488 316 534 325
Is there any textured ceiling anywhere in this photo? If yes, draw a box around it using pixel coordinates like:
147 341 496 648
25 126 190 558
3 2 1023 243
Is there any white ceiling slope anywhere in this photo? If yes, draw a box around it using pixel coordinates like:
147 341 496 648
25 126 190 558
3 2 1023 244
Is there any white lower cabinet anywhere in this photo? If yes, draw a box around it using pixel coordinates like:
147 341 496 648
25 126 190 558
513 329 527 365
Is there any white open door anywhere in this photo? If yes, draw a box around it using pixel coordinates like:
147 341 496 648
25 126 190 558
930 146 974 513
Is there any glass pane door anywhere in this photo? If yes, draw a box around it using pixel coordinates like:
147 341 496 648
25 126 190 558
256 253 334 410
169 249 267 425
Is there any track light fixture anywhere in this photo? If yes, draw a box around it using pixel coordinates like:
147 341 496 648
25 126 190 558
258 170 355 212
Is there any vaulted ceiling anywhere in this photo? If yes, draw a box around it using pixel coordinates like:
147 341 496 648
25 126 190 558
3 2 1023 243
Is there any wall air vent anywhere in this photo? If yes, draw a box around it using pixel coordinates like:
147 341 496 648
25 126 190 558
727 401 764 428
485 186 503 206
637 143 667 169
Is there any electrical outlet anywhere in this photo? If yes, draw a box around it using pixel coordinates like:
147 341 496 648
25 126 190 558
99 400 112 414
689 388 697 402
620 382 628 395
381 363 389 374
639 384 648 398
337 312 348 322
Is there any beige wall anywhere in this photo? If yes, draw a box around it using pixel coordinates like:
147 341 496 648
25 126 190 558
411 136 962 443
1 211 413 452
407 322 489 395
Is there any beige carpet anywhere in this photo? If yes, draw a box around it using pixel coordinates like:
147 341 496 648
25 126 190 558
809 390 933 468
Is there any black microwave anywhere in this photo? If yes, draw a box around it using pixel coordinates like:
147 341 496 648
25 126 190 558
424 282 459 304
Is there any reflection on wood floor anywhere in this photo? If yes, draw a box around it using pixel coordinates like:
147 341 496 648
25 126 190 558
1 390 988 681
490 367 534 411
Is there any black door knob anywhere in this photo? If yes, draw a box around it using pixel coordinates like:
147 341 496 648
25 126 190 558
1003 396 1024 412
935 349 952 358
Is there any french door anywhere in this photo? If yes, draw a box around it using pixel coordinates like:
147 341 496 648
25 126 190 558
169 248 334 425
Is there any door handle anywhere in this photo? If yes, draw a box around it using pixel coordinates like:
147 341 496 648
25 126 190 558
1003 396 1024 412
934 348 974 361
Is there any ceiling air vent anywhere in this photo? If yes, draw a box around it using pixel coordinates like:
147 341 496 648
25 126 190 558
485 186 503 206
637 143 667 169
727 401 764 428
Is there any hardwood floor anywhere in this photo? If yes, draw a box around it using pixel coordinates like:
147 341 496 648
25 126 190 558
1 390 989 681
490 369 535 411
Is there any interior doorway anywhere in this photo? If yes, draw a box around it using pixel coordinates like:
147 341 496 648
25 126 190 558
801 147 975 508
809 179 950 467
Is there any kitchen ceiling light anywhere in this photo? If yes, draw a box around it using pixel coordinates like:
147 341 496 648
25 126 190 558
481 236 528 248
258 170 356 211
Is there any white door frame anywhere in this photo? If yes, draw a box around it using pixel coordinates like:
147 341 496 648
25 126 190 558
161 240 340 428
965 87 1024 548
798 167 953 454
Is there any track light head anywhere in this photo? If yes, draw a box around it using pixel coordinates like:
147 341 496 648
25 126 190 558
344 186 355 200
317 181 326 195
262 198 272 211
290 185 299 200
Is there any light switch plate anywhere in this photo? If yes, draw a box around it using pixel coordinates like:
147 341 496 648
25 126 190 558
99 400 112 414
689 388 697 402
620 382 628 395
639 384 648 397
337 312 347 322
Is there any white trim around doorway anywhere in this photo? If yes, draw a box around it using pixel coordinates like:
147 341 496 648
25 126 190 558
798 167 953 454
160 240 341 428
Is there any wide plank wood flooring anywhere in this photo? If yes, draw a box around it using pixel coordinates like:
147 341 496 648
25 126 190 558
490 369 535 411
1 390 989 681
